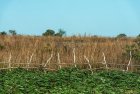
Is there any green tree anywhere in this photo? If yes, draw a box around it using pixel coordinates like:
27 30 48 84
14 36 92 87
55 29 66 37
116 33 127 38
0 31 7 35
9 30 17 35
42 29 55 36
137 34 140 38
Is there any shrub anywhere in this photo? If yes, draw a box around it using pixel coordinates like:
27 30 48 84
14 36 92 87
9 30 17 35
42 29 55 36
137 34 140 38
116 33 127 38
124 37 140 63
0 31 7 35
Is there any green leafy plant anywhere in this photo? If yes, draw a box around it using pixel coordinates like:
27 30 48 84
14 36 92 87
0 68 140 94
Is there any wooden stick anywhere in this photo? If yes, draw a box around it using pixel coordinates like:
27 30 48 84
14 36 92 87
73 48 77 68
8 53 12 71
126 51 132 71
57 53 61 69
84 55 93 74
27 52 34 70
44 53 53 67
102 52 108 69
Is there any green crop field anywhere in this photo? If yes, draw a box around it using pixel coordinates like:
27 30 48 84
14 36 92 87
0 68 140 94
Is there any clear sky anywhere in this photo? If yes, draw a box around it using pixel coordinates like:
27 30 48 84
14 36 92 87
0 0 140 36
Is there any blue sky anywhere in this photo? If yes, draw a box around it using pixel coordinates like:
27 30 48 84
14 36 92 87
0 0 140 36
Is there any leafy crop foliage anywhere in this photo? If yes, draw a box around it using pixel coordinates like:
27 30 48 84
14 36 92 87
0 68 140 94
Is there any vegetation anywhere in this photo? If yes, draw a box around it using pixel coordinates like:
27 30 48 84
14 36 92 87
124 37 140 63
54 29 66 37
42 29 55 36
137 34 140 38
9 30 17 35
42 29 66 37
0 30 139 93
0 35 134 71
0 68 140 94
0 30 17 36
116 33 127 38
0 31 7 35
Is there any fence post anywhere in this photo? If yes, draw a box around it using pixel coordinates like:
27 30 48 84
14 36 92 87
102 52 108 70
126 51 132 71
73 48 77 68
44 53 53 67
57 53 61 69
84 55 93 74
27 52 34 70
8 53 12 71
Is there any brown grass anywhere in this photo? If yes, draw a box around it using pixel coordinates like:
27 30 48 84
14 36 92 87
0 35 135 71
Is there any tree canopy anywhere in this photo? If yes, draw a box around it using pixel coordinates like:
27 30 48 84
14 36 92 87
42 29 66 37
116 33 127 38
42 29 55 36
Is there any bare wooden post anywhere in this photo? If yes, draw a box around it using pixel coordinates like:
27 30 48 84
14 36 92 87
8 53 12 71
44 53 53 67
84 55 93 74
57 53 61 69
102 52 108 69
27 53 34 70
126 51 132 71
73 48 77 68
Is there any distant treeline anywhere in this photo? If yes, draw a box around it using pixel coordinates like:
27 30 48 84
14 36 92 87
0 29 140 38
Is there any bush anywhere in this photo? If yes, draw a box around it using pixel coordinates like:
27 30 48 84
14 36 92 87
137 34 140 38
0 31 7 35
9 30 17 35
42 29 55 36
43 29 66 37
124 37 140 63
116 33 127 38
55 29 66 37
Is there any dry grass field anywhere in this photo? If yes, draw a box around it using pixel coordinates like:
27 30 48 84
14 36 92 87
0 35 137 71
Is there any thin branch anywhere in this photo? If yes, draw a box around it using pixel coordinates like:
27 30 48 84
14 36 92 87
44 53 53 67
84 55 93 74
102 52 108 69
126 51 132 71
27 52 34 69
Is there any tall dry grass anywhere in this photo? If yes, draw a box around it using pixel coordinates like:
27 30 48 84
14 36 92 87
0 35 134 70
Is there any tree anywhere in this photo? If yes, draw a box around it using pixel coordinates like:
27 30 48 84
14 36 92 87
137 34 140 38
42 29 55 36
9 30 17 35
0 31 7 35
55 29 66 37
116 33 127 38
